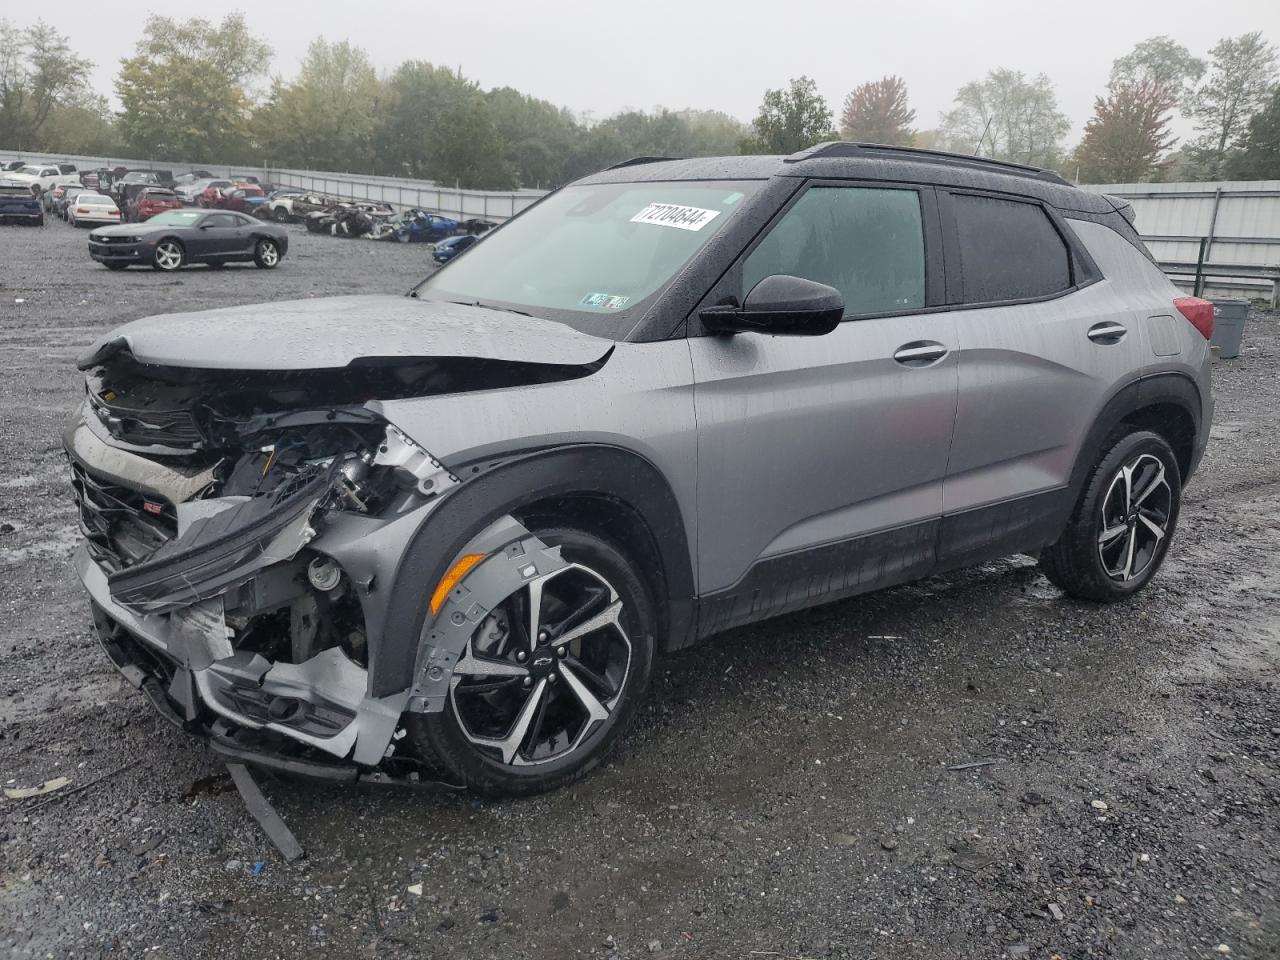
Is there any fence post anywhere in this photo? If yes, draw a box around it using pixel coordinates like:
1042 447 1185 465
1193 237 1208 298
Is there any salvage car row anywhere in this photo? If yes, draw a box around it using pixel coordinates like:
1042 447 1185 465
1 158 490 268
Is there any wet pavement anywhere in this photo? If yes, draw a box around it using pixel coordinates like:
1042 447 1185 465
1 221 1277 959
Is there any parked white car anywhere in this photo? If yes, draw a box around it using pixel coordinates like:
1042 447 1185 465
8 162 77 194
67 193 121 226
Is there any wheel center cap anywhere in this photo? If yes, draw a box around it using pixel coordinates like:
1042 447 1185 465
528 649 558 678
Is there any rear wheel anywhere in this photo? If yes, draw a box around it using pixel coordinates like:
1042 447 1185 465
405 526 657 796
152 239 184 271
254 238 280 268
272 205 290 222
1040 430 1181 602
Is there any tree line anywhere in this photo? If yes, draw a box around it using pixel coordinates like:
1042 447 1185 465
1 15 1276 188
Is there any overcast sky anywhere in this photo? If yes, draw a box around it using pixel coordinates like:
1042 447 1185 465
38 0 1280 144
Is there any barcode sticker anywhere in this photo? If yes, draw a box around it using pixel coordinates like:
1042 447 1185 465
630 203 721 231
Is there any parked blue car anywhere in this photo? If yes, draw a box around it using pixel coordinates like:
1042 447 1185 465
390 209 460 243
0 182 42 225
432 233 480 263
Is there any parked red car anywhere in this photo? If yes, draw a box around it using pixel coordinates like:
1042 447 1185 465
127 188 184 222
198 182 263 212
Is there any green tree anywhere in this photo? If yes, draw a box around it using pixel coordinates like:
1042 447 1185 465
429 91 515 189
256 39 381 171
1110 36 1204 103
37 90 122 155
1226 84 1280 179
1073 80 1177 183
676 109 749 155
376 62 473 178
840 76 916 145
116 14 270 162
486 86 581 187
0 20 91 149
741 76 836 154
1186 31 1278 176
940 68 1070 167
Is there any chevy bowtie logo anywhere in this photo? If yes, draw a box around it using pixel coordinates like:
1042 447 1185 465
532 654 554 668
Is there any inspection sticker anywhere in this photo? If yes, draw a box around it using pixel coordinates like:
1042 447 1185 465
630 202 721 231
580 292 631 310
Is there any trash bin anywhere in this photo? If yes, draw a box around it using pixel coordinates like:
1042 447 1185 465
1210 299 1249 359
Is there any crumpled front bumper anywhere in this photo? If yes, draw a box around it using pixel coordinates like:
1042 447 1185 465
79 545 406 771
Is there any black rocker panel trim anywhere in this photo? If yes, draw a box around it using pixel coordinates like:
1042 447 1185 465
695 518 939 639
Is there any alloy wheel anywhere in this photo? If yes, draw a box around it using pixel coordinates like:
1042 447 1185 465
258 241 279 266
155 241 182 270
1097 453 1171 581
449 562 632 766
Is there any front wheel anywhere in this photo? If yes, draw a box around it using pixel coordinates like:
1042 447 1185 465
152 239 184 271
1040 430 1181 603
254 238 280 268
405 526 657 796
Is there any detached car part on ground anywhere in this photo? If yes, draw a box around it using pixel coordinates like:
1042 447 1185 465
67 143 1214 796
88 209 287 271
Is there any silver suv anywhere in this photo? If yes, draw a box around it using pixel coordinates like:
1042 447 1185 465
66 143 1214 795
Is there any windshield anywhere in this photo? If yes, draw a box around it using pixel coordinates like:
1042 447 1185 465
414 180 760 335
147 210 203 225
18 166 42 176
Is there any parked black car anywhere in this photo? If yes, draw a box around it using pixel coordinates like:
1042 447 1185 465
87 209 288 271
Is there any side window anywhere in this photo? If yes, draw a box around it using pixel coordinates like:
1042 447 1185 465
950 194 1071 303
742 186 926 316
205 213 237 228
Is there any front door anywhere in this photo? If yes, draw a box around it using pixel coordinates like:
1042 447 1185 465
197 213 245 258
689 182 959 634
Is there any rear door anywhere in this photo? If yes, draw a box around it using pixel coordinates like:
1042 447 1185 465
936 190 1149 565
689 181 959 630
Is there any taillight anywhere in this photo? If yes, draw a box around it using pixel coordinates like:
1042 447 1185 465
76 207 88 213
1174 296 1214 340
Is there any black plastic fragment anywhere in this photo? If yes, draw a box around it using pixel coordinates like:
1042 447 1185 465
227 762 305 863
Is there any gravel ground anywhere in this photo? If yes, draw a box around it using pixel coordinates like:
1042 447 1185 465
1 220 1277 960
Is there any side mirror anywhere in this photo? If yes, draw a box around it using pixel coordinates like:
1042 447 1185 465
700 275 844 336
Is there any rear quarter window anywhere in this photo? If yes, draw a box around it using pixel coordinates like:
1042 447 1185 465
951 194 1072 303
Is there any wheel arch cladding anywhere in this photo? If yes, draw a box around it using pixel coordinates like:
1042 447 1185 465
371 444 695 698
1070 374 1202 504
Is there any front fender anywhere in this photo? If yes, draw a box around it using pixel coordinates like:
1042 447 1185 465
369 443 696 699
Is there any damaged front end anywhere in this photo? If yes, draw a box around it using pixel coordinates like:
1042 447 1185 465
66 353 475 783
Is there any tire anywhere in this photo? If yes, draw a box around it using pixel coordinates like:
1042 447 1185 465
405 525 658 796
253 238 280 268
151 239 184 271
272 206 289 222
1040 430 1181 603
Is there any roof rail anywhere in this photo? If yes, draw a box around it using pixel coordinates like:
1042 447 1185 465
785 142 1072 186
604 156 683 171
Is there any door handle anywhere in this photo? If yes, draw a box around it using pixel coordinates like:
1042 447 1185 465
893 341 949 367
1087 321 1128 344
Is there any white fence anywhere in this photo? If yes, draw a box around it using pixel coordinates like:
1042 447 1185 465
0 148 546 222
1081 180 1280 304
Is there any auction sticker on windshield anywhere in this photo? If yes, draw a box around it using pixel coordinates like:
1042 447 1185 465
580 292 631 310
630 202 721 231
